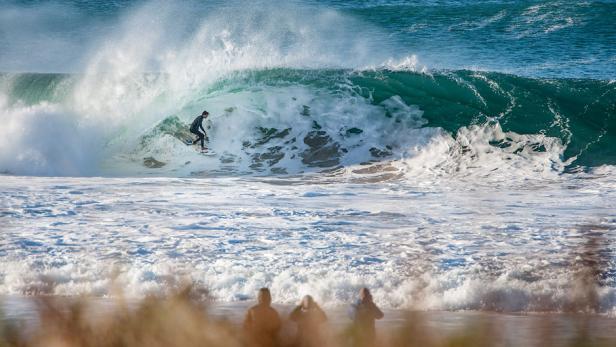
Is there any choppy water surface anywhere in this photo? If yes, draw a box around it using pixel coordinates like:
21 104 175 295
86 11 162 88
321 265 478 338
1 174 615 313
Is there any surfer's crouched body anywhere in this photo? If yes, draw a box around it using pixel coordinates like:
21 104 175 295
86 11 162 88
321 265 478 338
190 110 209 150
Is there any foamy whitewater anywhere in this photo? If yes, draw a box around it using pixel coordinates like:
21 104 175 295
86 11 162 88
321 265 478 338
0 0 615 315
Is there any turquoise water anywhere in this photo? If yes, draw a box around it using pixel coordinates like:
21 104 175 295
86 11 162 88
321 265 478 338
2 69 614 173
2 0 615 78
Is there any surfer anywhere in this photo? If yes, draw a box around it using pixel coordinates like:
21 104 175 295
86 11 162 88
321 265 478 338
189 110 209 151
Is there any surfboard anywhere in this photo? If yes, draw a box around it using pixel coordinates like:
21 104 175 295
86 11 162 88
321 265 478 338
184 138 215 155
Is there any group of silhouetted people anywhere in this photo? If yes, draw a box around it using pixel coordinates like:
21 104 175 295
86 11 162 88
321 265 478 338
243 287 383 347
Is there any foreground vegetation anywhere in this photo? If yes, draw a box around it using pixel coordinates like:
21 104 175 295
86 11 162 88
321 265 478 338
0 286 614 347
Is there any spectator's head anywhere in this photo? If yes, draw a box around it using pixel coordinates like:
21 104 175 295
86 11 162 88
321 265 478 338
301 295 314 309
359 287 372 303
257 288 272 305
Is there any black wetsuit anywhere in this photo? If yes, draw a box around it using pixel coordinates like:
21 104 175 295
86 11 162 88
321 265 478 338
190 115 208 149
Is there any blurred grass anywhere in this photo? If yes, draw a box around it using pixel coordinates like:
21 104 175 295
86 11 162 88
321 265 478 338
0 287 614 347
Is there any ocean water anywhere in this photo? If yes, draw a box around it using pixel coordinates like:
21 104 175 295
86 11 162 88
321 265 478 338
0 0 615 315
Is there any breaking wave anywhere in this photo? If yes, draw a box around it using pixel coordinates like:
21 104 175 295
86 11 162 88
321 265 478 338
0 0 614 181
1 69 614 180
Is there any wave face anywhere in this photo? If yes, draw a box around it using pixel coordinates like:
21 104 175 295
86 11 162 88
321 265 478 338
1 69 614 178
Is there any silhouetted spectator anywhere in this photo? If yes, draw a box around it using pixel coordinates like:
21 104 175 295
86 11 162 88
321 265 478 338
348 287 383 347
244 288 281 347
289 295 327 347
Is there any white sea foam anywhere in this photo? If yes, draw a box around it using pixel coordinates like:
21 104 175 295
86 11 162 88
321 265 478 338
0 175 614 313
509 2 582 39
448 10 507 32
361 55 429 73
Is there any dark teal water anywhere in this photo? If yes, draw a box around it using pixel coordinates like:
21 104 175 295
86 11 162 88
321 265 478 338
2 0 615 78
338 0 616 78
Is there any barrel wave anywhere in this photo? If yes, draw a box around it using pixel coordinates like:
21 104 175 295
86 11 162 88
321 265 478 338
1 69 614 178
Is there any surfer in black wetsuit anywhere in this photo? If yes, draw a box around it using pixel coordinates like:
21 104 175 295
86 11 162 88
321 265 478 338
189 110 209 150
